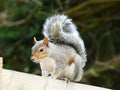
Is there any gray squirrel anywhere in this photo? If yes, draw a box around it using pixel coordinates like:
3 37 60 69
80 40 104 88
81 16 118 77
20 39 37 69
31 14 87 82
42 14 87 68
31 37 83 82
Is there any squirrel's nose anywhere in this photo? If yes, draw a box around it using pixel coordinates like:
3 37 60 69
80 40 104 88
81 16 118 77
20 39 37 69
31 56 36 61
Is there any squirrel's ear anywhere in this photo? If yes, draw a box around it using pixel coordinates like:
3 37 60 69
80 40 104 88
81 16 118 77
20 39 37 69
33 37 37 44
43 37 49 47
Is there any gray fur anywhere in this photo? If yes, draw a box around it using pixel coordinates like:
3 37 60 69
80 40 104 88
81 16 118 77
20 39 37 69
42 14 87 68
31 40 83 81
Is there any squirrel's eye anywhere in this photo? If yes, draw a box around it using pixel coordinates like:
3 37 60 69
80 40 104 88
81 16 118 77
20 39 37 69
39 48 44 52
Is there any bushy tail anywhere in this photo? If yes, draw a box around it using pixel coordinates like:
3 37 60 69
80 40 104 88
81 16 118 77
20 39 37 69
43 14 78 38
42 14 87 68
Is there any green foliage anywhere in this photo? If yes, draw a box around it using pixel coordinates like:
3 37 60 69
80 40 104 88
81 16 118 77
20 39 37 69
0 0 120 90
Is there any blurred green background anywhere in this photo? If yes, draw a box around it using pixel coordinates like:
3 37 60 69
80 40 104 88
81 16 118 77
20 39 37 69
0 0 120 89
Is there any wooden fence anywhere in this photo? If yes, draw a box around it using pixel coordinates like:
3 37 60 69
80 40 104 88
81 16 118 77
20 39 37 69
0 57 111 90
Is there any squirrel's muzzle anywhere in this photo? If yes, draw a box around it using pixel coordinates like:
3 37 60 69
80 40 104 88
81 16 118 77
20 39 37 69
31 56 36 62
31 56 39 63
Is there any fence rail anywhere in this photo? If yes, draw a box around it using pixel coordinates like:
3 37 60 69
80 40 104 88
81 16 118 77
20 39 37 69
0 57 111 90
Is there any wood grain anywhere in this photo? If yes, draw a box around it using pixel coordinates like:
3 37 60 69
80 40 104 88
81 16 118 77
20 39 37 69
0 57 3 90
2 69 111 90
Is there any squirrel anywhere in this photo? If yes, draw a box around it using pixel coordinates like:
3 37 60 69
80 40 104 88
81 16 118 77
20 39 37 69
31 37 83 82
42 14 87 68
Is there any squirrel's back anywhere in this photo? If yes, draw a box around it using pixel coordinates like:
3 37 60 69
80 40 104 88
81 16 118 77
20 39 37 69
32 40 77 57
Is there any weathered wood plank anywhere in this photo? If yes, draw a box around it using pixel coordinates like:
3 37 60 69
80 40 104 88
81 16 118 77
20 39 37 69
2 69 111 90
0 57 3 90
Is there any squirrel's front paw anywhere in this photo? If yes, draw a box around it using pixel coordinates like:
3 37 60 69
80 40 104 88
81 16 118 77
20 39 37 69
51 71 59 79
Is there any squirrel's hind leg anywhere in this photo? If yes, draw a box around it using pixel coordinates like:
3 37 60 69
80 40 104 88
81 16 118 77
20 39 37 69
73 55 83 82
